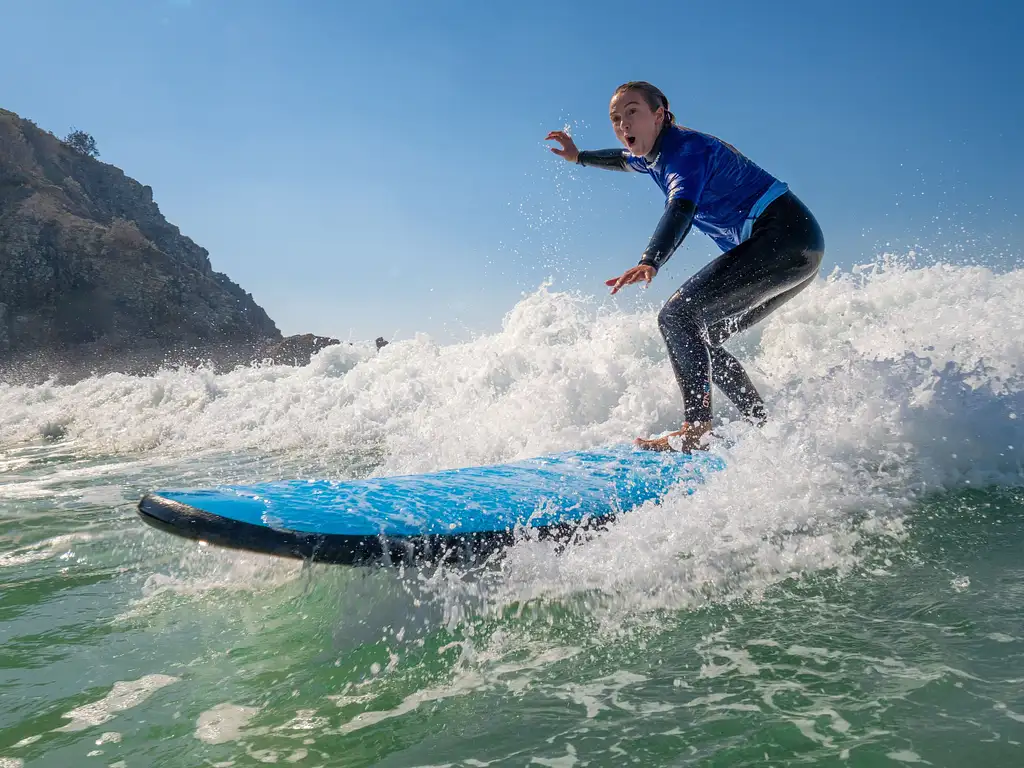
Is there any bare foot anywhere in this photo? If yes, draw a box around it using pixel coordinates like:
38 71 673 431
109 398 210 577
634 422 712 453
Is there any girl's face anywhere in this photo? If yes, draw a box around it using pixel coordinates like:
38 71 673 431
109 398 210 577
609 89 665 156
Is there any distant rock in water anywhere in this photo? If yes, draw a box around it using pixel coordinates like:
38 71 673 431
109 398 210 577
0 107 349 383
262 333 340 366
376 336 389 351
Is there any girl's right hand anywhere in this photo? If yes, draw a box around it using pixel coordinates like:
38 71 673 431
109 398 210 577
606 264 656 294
545 130 579 163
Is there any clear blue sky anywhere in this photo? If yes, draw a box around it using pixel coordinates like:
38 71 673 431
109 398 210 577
3 0 1021 342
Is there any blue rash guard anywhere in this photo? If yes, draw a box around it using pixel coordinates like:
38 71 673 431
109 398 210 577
577 123 789 267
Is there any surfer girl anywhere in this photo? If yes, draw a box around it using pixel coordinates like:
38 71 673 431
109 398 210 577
546 81 825 452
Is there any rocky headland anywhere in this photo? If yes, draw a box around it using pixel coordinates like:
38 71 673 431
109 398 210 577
0 108 356 384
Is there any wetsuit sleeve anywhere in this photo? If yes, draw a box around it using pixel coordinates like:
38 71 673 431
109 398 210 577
638 198 696 271
576 149 635 172
637 147 708 270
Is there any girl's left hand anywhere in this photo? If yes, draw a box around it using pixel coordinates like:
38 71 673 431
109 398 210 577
606 265 656 294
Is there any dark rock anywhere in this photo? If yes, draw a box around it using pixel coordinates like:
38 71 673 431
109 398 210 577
0 108 304 383
261 333 340 366
0 108 391 385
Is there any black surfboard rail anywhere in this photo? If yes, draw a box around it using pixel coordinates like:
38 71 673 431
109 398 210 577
137 493 616 567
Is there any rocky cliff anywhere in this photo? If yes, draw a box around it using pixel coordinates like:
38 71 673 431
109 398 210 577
0 108 338 383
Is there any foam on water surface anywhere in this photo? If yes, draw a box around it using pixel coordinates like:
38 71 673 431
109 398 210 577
56 675 180 732
1 261 1022 617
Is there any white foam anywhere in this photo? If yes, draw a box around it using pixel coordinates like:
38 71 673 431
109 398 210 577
0 459 142 500
0 532 99 569
277 710 329 732
409 260 1024 629
994 702 1024 724
117 547 305 621
246 748 279 763
195 703 260 745
987 632 1018 643
553 671 649 719
529 744 578 768
886 750 930 764
3 258 1022 633
332 675 485 735
56 674 179 731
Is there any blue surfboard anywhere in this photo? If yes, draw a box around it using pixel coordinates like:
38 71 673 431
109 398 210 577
137 445 724 566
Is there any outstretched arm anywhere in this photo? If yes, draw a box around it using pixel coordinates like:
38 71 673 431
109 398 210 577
577 148 632 171
545 131 633 171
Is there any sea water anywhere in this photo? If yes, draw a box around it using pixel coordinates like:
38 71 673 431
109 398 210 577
1 259 1023 766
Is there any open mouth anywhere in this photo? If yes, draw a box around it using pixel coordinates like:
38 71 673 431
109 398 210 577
626 135 637 147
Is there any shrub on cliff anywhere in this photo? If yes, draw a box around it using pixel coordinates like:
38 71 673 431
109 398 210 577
64 128 99 158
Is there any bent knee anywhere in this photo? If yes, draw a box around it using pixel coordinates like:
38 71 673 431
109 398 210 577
658 300 706 341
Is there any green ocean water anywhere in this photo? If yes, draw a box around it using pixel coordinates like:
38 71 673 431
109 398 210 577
2 442 1022 768
3 262 1024 766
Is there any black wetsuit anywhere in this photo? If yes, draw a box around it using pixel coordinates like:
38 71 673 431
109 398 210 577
577 123 825 427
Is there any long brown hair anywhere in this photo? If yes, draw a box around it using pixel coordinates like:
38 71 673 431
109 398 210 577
612 81 676 125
